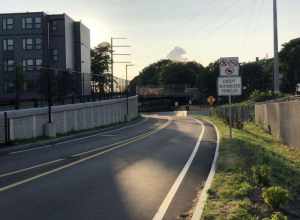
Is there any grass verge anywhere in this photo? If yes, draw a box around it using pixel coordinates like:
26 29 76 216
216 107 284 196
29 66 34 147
193 115 300 220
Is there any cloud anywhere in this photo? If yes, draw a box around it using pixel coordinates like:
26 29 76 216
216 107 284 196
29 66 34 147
166 46 188 62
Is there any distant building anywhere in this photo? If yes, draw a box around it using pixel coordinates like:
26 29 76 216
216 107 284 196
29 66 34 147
0 12 91 97
113 76 129 93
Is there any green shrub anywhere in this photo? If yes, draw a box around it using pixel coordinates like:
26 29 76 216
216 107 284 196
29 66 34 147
207 189 217 199
249 90 284 102
228 208 255 220
251 165 271 186
262 212 288 220
270 212 288 220
262 186 289 210
234 182 254 198
228 200 255 220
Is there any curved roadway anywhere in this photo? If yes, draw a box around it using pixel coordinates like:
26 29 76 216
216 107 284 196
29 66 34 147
0 113 217 220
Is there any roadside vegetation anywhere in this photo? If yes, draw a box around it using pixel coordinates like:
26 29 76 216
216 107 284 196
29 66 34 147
196 116 300 220
128 37 300 102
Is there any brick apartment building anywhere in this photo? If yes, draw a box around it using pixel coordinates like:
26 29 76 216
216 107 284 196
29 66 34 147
0 12 91 98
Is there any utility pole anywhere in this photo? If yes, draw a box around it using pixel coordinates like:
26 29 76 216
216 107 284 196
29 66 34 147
273 0 280 93
110 37 131 94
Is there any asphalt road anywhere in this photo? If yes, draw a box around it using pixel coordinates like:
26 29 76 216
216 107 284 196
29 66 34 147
0 113 217 220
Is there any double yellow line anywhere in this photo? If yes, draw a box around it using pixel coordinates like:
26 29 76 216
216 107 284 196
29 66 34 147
0 118 172 193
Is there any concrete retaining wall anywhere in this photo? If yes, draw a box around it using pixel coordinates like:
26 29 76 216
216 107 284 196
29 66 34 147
255 100 300 148
0 96 138 142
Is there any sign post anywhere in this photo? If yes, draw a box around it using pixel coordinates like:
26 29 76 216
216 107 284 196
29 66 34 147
228 95 232 138
218 57 242 138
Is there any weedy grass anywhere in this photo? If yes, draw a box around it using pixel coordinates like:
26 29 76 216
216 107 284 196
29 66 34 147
194 116 300 220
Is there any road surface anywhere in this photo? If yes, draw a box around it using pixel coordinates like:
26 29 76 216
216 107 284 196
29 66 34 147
0 113 217 220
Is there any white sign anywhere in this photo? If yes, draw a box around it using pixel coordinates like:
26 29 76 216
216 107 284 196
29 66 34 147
219 57 239 76
218 77 242 96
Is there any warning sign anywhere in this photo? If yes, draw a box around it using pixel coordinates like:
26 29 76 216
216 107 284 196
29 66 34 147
207 96 216 106
219 57 239 77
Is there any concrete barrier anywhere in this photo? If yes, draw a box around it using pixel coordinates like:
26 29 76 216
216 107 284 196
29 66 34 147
0 96 138 142
255 100 300 148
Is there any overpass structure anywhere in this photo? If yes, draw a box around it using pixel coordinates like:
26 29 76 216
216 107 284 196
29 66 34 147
137 85 201 112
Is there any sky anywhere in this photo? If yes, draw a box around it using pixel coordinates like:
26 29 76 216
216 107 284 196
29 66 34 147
1 0 299 79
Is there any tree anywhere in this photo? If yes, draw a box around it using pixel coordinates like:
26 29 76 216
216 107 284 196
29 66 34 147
138 59 172 86
91 42 111 93
241 61 271 98
280 38 300 93
204 61 219 97
161 62 200 87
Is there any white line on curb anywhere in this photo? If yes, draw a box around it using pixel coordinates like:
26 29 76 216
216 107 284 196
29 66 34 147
191 119 220 220
152 119 205 220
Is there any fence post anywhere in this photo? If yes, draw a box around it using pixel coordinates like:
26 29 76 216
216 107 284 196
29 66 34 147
4 112 10 145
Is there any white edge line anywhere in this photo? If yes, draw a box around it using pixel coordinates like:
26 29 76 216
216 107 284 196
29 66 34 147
152 119 205 220
0 117 172 192
191 119 220 220
0 159 64 178
9 117 149 155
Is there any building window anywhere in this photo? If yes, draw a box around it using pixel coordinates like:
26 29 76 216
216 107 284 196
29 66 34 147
3 59 15 72
22 59 34 71
34 17 42 29
35 38 42 49
22 17 33 29
2 18 14 30
3 39 14 51
36 59 43 70
23 38 33 50
52 49 58 61
23 38 42 50
52 21 57 31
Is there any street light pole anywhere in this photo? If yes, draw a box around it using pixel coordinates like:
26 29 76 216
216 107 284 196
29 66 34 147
273 0 280 93
110 37 131 95
125 64 134 121
47 21 52 123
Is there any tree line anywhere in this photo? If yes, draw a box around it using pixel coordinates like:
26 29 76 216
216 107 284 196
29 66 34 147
127 37 300 101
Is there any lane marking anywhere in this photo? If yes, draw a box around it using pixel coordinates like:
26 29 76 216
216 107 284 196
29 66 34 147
0 119 167 179
99 134 119 137
0 118 172 193
70 120 170 158
0 159 64 178
9 117 149 155
152 119 205 220
191 119 220 220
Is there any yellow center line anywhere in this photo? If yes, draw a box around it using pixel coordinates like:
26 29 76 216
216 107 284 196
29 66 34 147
0 118 172 193
0 119 161 179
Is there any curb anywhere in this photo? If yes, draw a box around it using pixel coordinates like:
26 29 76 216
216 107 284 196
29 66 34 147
191 118 221 220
